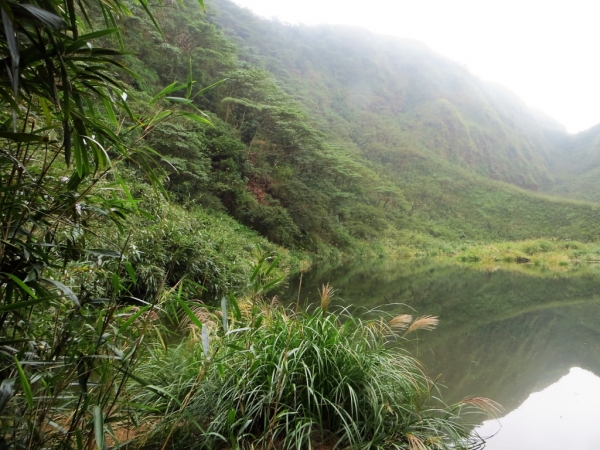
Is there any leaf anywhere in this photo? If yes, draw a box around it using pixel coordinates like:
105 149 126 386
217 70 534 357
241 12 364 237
228 294 241 321
84 249 121 258
186 59 193 98
264 256 281 277
1 273 37 298
93 405 105 450
39 97 53 127
118 305 150 334
138 0 163 38
180 112 212 126
41 278 80 307
0 297 50 313
192 78 227 99
201 324 210 358
2 9 19 96
112 273 121 293
124 262 136 284
165 97 193 104
0 131 43 142
260 276 284 294
149 81 186 105
14 357 33 409
77 28 118 42
19 4 65 28
0 379 15 413
101 97 118 127
221 297 228 333
176 298 203 330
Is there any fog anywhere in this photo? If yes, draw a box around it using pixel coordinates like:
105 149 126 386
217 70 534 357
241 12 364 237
231 0 600 134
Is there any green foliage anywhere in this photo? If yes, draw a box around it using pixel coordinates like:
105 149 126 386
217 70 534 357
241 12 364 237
134 301 490 449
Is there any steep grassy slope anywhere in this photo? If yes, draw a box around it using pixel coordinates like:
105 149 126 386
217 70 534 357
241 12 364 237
211 0 565 190
542 124 600 202
111 0 600 254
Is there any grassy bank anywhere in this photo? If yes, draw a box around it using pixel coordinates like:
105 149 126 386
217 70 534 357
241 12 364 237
129 294 497 449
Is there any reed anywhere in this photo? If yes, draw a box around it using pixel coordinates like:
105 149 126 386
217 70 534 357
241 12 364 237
133 301 490 449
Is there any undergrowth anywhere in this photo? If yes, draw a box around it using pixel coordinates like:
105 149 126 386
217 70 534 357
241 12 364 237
132 276 498 450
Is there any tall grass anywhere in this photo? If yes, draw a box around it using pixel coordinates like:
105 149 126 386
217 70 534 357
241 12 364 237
134 296 495 449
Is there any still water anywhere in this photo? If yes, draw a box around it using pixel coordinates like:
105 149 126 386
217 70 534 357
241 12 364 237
277 260 600 449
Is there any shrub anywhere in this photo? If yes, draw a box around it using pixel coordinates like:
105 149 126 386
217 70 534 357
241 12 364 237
134 300 495 449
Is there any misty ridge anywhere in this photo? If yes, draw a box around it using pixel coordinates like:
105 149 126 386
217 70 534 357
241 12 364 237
215 0 600 201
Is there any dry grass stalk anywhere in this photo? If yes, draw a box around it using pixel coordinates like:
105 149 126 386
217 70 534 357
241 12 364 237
461 397 504 418
388 314 413 331
270 295 281 308
404 315 439 336
406 433 427 450
319 283 336 312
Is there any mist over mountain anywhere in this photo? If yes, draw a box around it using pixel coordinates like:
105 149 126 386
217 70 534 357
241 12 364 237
211 0 597 197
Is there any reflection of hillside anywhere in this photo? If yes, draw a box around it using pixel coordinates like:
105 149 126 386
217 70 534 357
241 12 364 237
418 302 600 414
279 261 600 416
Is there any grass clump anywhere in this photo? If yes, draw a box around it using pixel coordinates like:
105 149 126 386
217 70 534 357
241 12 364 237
134 297 495 449
451 238 600 269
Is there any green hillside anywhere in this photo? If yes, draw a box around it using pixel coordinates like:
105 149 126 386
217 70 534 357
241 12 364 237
210 0 563 190
4 0 600 447
108 0 600 252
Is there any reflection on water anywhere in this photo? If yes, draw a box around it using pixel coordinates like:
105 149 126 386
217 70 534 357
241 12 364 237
478 367 600 450
277 260 600 444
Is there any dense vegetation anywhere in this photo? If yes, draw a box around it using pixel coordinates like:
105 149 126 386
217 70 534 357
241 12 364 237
2 0 600 447
0 0 511 449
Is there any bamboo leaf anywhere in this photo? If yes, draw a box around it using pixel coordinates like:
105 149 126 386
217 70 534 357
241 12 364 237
0 297 50 313
124 262 137 284
229 294 241 321
138 0 163 38
14 357 33 409
149 81 185 105
175 297 203 330
186 59 193 98
2 9 19 96
101 97 118 127
221 297 228 333
84 249 121 258
93 405 105 450
165 96 193 104
118 305 150 333
0 379 15 413
19 4 65 28
0 131 43 142
41 278 80 307
1 273 37 298
180 112 212 126
192 78 227 99
201 324 210 358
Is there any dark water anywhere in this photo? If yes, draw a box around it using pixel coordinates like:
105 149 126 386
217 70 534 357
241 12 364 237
276 260 600 449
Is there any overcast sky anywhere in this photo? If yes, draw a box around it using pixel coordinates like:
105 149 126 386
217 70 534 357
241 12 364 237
231 0 600 134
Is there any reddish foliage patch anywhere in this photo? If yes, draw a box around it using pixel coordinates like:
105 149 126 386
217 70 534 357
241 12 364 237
247 177 270 204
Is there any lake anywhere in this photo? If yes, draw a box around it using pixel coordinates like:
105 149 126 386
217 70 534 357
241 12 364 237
277 259 600 449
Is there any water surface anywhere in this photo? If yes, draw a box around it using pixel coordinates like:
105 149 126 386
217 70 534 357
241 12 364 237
277 260 600 449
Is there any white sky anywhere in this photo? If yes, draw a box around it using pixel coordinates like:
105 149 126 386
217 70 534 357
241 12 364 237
477 367 600 449
231 0 600 134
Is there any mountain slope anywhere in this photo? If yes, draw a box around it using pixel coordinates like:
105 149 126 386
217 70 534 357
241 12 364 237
114 0 600 253
211 0 568 191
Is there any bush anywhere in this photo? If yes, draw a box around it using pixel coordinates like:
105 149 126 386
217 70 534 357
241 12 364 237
134 300 494 449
